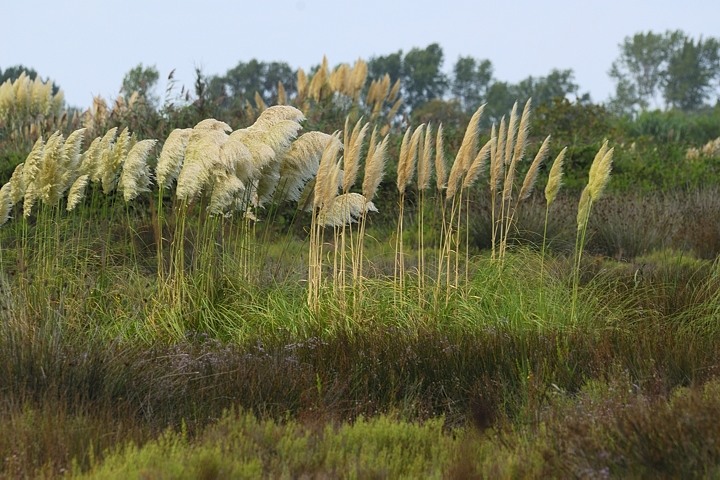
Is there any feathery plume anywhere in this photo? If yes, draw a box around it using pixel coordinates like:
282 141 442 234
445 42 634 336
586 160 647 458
587 140 610 192
250 105 305 129
79 136 101 179
208 174 245 215
418 123 433 191
119 139 157 202
220 132 256 184
435 124 447 190
90 127 118 183
495 117 507 175
588 146 614 201
576 186 591 232
176 124 228 201
296 68 308 100
455 105 485 172
156 128 192 188
462 138 493 190
350 59 368 99
388 79 401 103
101 127 132 194
544 147 567 205
365 126 378 171
0 183 12 226
278 131 339 203
314 131 342 210
254 91 267 111
511 98 532 165
362 134 388 202
66 174 90 211
317 192 377 227
405 124 424 187
342 119 369 192
396 127 413 194
387 97 403 122
194 118 232 132
61 128 86 173
21 137 45 195
228 128 275 178
36 131 65 205
518 134 551 201
253 160 282 208
277 82 287 105
504 101 519 166
8 162 25 204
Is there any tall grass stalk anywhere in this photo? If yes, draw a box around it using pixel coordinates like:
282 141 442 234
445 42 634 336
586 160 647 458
571 142 613 322
308 133 342 313
394 127 413 300
540 147 566 285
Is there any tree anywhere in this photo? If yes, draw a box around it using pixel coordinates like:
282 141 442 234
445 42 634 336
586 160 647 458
513 69 583 105
607 30 720 112
452 56 493 112
663 37 720 110
609 30 685 112
481 70 584 124
120 63 160 107
367 50 404 84
483 81 517 124
402 43 448 110
217 59 295 104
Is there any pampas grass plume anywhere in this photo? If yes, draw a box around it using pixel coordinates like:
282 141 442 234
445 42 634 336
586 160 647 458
518 134 551 201
314 131 342 209
9 162 25 204
156 128 192 188
66 174 90 211
435 123 447 190
461 138 492 190
396 127 413 194
119 139 157 202
317 192 377 227
362 134 388 203
544 147 567 205
418 123 433 191
176 123 228 201
512 98 532 165
0 183 13 226
576 186 591 232
343 119 368 192
588 146 613 201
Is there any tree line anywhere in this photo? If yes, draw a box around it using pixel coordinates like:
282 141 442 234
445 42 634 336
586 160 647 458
2 29 719 120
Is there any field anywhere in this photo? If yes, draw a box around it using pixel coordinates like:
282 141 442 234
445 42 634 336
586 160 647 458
2 69 720 478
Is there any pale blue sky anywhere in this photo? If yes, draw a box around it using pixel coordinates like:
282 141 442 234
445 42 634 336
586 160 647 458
1 0 717 108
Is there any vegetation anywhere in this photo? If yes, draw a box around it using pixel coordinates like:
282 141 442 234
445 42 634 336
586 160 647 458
2 30 720 477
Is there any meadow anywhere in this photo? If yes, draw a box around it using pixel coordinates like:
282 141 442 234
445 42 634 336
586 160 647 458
2 66 720 478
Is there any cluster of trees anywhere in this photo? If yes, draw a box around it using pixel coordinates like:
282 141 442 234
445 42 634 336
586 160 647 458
113 31 720 121
609 30 720 113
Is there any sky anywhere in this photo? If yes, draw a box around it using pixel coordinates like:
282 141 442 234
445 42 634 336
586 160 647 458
1 0 718 109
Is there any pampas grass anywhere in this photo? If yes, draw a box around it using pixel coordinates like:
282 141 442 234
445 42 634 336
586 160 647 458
156 128 192 189
572 141 614 322
119 139 157 202
66 174 90 212
395 125 424 297
540 147 567 281
439 105 484 301
308 132 343 312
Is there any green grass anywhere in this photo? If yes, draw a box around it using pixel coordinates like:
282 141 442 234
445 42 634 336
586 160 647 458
3 143 720 477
